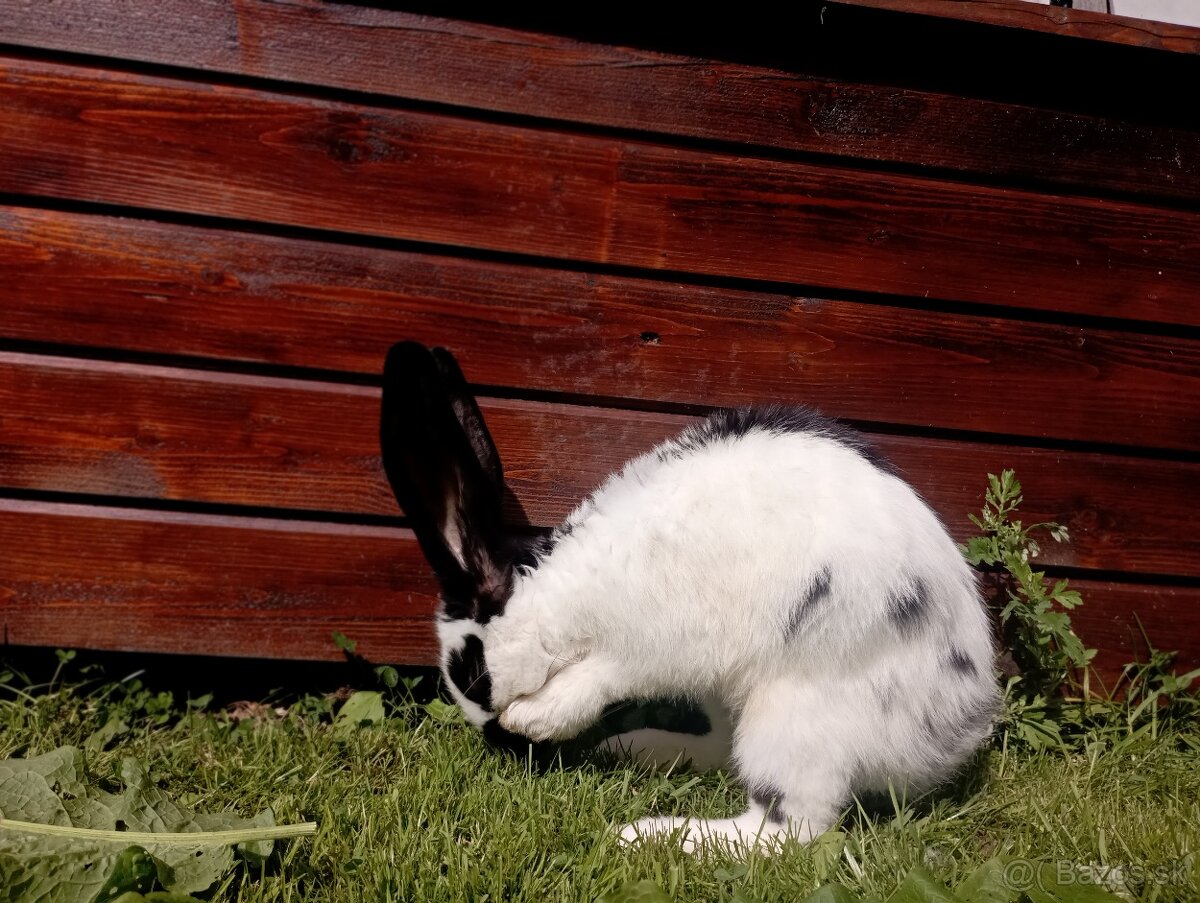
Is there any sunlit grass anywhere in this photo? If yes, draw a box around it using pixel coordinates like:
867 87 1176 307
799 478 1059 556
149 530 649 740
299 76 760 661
2 668 1197 902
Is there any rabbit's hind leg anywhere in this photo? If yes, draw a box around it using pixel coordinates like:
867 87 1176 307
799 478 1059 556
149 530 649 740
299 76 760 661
618 681 851 852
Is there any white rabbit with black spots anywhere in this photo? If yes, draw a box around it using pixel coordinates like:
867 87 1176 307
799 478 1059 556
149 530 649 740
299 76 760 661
380 342 999 851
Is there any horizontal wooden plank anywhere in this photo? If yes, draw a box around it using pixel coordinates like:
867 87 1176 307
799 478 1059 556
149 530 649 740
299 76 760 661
0 498 440 664
843 0 1200 55
1 3 1196 201
3 207 1198 451
1 352 1197 579
1055 579 1200 683
2 61 1198 326
1 499 1194 679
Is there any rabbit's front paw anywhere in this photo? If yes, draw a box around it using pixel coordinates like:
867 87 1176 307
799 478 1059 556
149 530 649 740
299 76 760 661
499 694 575 742
498 656 619 742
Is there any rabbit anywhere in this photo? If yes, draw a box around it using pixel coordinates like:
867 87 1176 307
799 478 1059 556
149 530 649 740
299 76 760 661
379 341 1000 851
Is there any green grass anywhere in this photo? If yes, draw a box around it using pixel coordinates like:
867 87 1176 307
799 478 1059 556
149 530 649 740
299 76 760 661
2 671 1198 903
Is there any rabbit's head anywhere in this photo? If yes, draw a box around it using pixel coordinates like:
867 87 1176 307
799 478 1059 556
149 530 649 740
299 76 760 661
379 343 558 743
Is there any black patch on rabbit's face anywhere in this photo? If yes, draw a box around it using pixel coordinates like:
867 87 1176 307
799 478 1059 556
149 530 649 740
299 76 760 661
445 634 493 710
440 592 476 622
887 578 928 635
946 647 977 676
784 566 832 639
665 404 896 474
749 782 786 824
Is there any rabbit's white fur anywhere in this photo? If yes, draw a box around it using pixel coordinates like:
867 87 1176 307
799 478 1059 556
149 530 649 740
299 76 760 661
475 422 997 849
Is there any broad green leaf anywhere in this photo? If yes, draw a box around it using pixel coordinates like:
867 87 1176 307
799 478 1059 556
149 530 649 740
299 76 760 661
0 747 93 826
374 665 400 688
84 716 130 756
0 748 309 900
226 808 277 863
714 863 748 882
1024 863 1125 903
0 836 135 903
596 879 673 903
109 757 196 834
102 758 232 894
0 768 71 827
91 845 159 901
333 691 385 735
812 829 847 882
955 857 1022 903
423 698 464 724
802 884 862 903
886 865 957 902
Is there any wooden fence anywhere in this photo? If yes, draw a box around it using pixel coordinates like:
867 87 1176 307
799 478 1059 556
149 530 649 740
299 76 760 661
1 0 1197 681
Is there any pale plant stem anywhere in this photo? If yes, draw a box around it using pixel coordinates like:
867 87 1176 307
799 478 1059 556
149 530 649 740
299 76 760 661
0 818 316 845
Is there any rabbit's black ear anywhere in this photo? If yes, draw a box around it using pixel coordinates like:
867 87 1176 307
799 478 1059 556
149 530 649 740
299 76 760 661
430 346 503 491
380 342 509 621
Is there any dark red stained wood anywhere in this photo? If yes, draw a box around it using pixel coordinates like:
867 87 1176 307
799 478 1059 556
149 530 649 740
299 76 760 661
843 0 1200 55
2 3 1196 201
0 499 440 664
1 499 1194 679
2 62 1199 326
1 352 1197 579
1066 579 1200 683
3 208 1199 451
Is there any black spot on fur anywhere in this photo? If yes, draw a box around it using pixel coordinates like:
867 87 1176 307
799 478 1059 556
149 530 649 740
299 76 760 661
667 405 895 473
785 567 832 640
946 647 977 677
749 783 786 824
873 681 897 714
887 578 928 636
445 634 493 710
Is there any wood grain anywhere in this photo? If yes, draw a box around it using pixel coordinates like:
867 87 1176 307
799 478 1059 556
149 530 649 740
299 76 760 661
3 207 1198 451
1 499 1194 678
1050 579 1200 682
0 498 439 664
842 0 1200 55
1 2 1196 201
2 353 1197 579
2 61 1198 325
